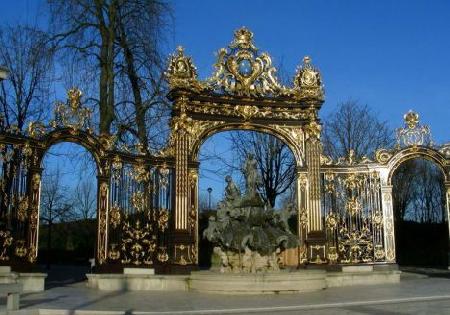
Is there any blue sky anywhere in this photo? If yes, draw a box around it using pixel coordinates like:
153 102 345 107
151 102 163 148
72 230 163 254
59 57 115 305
171 0 450 201
171 0 450 144
2 0 450 204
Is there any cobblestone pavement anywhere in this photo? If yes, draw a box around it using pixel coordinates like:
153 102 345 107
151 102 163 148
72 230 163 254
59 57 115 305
2 275 450 314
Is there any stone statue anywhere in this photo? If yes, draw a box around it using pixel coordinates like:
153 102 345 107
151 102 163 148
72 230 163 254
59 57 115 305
242 154 261 198
203 155 299 273
224 175 241 206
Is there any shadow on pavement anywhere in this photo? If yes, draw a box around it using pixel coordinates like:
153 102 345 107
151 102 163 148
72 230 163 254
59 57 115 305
400 266 450 279
42 264 91 289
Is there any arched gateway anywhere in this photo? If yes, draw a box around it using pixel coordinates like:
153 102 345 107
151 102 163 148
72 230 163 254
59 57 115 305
0 28 449 278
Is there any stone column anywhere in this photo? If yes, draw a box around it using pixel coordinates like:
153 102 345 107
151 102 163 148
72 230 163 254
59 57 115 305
381 185 396 263
96 176 109 265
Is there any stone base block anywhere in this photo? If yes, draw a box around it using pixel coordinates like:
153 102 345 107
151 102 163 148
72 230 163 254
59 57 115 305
86 274 188 291
341 265 373 273
0 268 17 284
17 273 47 292
86 265 401 293
0 268 46 292
189 270 327 294
123 268 155 275
326 269 401 288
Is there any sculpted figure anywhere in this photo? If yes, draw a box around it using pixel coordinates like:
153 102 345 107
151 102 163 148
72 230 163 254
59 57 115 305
224 175 241 205
203 216 220 241
243 154 261 198
278 204 297 233
203 156 299 273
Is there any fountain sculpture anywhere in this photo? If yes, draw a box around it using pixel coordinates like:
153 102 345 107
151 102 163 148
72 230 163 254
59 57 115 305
203 154 299 273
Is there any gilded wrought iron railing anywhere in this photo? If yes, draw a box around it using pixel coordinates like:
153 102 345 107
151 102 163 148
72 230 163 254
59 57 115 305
321 170 385 264
107 156 174 267
0 142 31 262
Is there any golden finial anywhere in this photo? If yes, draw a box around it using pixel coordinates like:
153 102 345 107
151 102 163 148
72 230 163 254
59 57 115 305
67 88 82 110
176 46 184 55
404 110 419 129
303 56 311 64
230 27 256 50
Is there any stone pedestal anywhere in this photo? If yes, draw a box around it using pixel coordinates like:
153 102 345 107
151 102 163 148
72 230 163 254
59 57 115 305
123 268 155 275
86 264 401 292
326 265 400 287
86 274 188 291
189 270 327 294
17 273 47 292
0 266 17 284
0 267 46 292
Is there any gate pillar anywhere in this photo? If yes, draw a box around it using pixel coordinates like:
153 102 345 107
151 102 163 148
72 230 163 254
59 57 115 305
170 96 197 269
380 185 396 263
174 131 189 231
304 119 326 263
296 171 308 264
96 175 109 265
26 168 42 264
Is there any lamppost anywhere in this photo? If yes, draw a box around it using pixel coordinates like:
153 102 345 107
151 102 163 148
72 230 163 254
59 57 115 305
0 66 9 81
207 187 212 210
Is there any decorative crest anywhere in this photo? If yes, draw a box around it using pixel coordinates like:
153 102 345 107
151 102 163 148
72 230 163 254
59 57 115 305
165 46 204 92
208 27 284 97
396 110 432 147
68 88 82 109
166 27 325 103
404 110 419 129
293 56 324 101
230 27 256 50
52 88 92 131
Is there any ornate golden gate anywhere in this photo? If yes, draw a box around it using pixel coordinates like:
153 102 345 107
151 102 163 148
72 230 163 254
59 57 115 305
163 28 326 266
0 28 449 272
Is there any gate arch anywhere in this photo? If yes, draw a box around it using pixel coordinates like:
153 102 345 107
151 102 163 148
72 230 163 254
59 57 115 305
191 122 304 167
389 153 449 266
387 146 449 186
37 140 99 268
38 129 103 175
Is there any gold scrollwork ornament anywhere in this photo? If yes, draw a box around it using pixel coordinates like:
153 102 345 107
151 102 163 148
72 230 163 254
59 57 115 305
131 191 145 212
109 205 122 228
158 209 169 232
0 230 13 261
14 240 27 258
157 247 169 263
17 196 28 222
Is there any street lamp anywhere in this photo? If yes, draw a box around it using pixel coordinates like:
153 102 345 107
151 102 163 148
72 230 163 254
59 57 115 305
0 66 9 81
207 187 213 210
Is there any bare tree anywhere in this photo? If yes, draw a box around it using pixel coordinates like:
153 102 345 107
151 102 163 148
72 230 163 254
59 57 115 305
40 167 74 267
322 100 394 160
198 192 212 212
202 131 296 208
48 0 117 135
73 179 96 220
0 24 54 131
48 0 172 150
114 0 172 152
392 162 415 222
393 158 446 223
